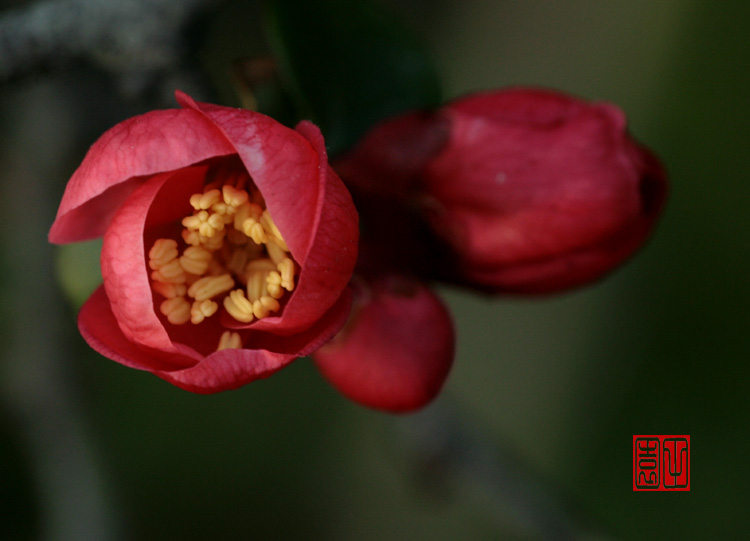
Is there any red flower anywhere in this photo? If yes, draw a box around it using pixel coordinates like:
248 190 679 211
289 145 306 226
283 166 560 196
336 88 668 294
49 92 358 393
312 275 454 413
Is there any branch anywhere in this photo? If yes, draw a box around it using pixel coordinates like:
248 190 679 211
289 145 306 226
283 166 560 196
0 0 219 91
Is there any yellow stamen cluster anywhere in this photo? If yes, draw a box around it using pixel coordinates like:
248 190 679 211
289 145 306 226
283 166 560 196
148 180 297 351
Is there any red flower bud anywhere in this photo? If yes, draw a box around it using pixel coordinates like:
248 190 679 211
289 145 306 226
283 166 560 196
49 92 358 393
337 88 667 294
313 275 454 413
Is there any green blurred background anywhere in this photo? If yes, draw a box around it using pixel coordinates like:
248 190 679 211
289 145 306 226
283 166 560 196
1 0 747 539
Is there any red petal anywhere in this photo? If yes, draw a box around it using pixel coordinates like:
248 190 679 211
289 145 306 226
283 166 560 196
49 105 235 244
313 276 455 413
263 121 358 333
153 348 295 394
100 166 206 354
79 286 199 371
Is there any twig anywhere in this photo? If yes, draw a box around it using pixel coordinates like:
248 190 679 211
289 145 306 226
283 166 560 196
0 0 219 93
397 400 611 540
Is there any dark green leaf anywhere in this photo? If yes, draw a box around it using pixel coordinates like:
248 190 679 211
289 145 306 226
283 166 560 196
264 0 442 155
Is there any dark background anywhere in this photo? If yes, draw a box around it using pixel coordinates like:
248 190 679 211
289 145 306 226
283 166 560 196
1 1 747 539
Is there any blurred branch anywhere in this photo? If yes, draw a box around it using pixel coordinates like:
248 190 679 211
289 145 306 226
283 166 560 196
0 0 221 95
398 401 610 540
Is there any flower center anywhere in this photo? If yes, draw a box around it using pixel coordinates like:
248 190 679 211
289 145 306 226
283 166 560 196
148 175 297 351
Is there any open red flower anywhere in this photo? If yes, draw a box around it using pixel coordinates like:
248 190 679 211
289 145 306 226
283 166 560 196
336 87 668 294
49 92 358 393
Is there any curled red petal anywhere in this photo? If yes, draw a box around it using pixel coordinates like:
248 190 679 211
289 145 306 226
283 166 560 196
100 166 205 354
79 286 199 372
313 276 455 413
49 106 235 244
263 121 358 333
153 348 295 394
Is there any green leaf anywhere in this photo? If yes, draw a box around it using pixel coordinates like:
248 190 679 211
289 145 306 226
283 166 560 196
264 0 442 155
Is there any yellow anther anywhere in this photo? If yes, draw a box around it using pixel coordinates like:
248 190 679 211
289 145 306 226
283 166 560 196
182 229 202 247
151 259 187 284
278 258 295 291
152 281 187 299
148 239 179 270
246 269 266 303
266 239 288 265
266 270 281 285
190 299 218 324
198 215 224 239
160 296 191 325
244 258 276 299
246 258 277 273
222 185 250 208
187 274 234 302
266 284 283 299
251 300 267 319
259 210 279 236
262 295 280 311
190 189 221 210
198 223 213 238
260 210 288 250
201 229 226 251
252 296 281 319
182 211 207 231
233 201 262 232
223 289 254 323
189 194 204 209
208 212 225 230
210 201 236 224
243 219 268 244
217 330 242 351
179 246 212 275
183 209 224 240
266 271 284 299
